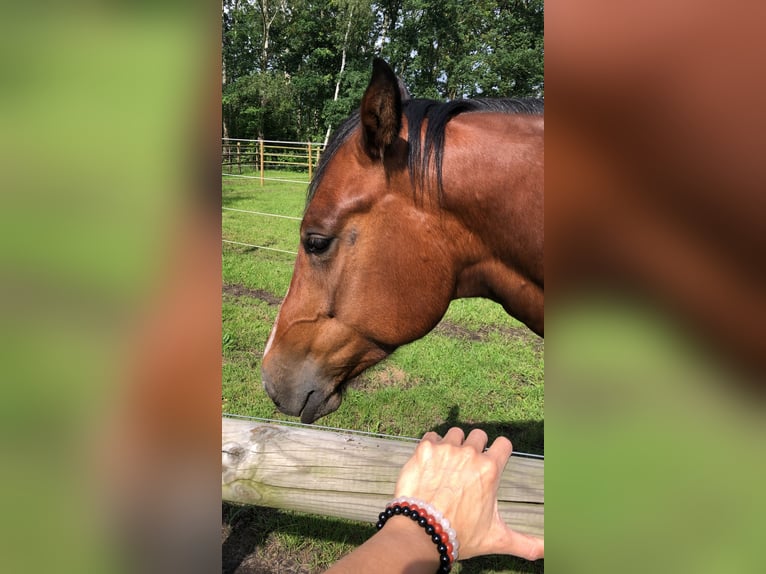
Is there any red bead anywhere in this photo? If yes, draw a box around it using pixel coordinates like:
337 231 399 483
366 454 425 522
445 541 454 559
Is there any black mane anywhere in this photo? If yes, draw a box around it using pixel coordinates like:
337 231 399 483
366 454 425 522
307 97 543 207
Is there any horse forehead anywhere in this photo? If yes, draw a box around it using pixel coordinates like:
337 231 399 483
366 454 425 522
305 151 387 223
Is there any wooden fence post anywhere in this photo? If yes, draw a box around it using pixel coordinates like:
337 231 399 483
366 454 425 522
259 139 265 186
236 141 241 174
222 418 544 537
308 142 313 180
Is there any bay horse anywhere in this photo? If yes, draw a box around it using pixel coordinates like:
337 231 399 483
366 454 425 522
261 59 543 423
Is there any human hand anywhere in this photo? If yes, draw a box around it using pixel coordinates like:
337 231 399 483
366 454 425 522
393 427 544 561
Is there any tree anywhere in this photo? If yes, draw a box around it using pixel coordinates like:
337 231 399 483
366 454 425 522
222 0 544 140
384 0 544 99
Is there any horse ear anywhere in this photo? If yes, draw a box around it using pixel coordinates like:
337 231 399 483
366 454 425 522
360 58 403 160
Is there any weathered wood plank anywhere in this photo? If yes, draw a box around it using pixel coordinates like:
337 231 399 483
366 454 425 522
222 418 544 537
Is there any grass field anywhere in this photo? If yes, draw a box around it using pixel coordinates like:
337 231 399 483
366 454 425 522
222 171 544 574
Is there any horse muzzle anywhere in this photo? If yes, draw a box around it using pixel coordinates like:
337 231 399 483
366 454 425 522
261 355 343 423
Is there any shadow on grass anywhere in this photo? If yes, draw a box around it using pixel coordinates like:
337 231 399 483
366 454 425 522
429 405 544 456
222 503 374 574
222 503 543 574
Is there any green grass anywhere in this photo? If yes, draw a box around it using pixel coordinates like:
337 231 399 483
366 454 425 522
222 172 544 573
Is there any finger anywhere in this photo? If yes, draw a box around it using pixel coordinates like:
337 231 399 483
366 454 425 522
485 435 513 467
463 428 489 453
441 427 466 445
420 431 442 444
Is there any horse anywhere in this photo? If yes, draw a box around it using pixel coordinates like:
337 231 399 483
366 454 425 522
261 58 543 423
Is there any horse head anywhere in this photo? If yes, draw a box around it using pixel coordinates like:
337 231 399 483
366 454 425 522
261 59 544 423
261 60 459 423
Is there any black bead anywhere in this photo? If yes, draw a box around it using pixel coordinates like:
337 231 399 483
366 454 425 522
377 504 453 574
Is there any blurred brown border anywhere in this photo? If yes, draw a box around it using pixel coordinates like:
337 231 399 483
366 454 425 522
546 0 766 384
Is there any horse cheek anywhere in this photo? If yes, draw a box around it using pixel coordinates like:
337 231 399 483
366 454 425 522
377 244 452 342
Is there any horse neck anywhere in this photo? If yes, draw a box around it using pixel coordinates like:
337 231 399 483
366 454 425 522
438 113 544 290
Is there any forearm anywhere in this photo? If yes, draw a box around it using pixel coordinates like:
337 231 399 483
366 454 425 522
324 516 441 574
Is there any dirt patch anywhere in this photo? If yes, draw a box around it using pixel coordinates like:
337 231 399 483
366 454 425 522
350 364 418 392
433 321 486 341
433 321 544 352
224 284 282 306
222 504 372 574
224 542 309 574
222 505 313 574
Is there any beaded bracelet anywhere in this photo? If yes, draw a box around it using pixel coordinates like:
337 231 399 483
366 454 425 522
376 497 459 573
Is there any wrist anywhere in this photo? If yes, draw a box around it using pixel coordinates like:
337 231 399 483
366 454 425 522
385 497 459 563
379 515 442 566
377 499 457 573
323 515 441 574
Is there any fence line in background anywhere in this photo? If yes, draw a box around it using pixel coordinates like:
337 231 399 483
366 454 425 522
222 177 304 255
222 239 298 256
223 207 302 221
222 137 325 186
224 137 322 145
222 173 311 185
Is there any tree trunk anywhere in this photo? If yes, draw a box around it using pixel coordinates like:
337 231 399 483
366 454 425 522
324 4 355 146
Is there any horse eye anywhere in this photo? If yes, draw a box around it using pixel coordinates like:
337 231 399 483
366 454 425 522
304 235 332 255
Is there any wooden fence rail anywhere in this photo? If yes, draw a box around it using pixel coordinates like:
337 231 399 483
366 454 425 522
222 138 324 185
222 417 544 538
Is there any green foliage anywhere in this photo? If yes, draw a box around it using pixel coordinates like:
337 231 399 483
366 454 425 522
382 0 544 99
222 0 544 140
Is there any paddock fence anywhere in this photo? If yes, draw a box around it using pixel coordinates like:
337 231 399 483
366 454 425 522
222 137 325 185
222 417 544 538
222 138 312 255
